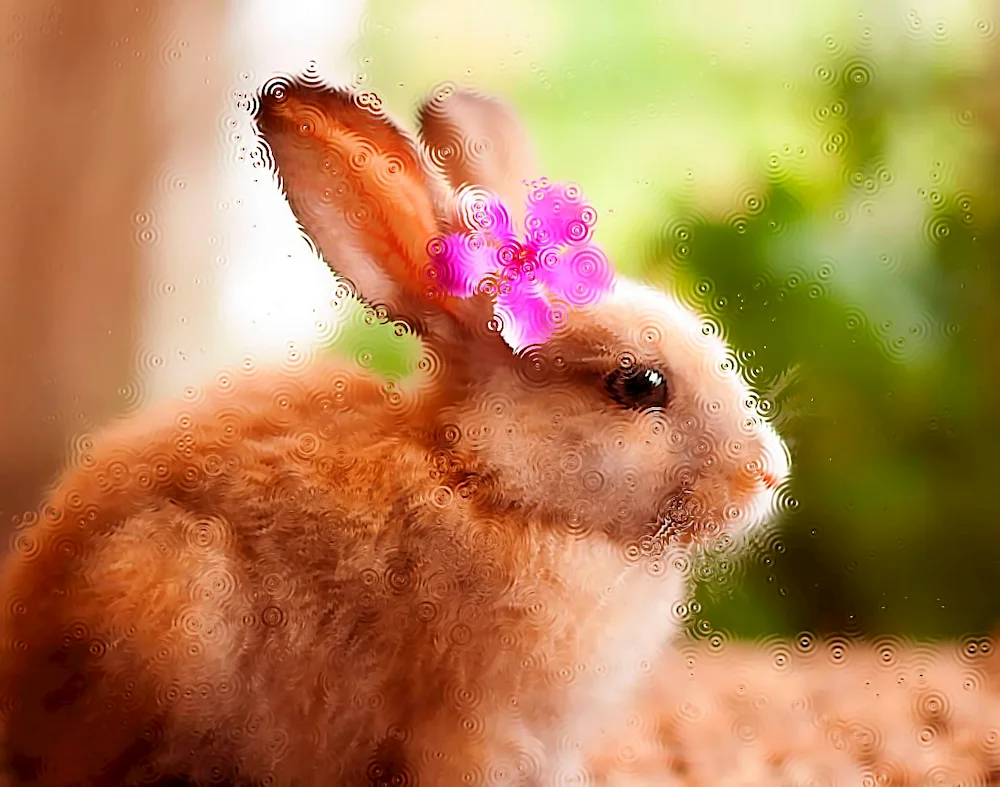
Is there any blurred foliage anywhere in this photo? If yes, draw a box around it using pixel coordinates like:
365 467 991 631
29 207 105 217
333 0 1000 639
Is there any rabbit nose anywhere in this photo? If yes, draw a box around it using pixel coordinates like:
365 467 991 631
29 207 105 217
757 469 780 490
753 422 790 489
730 422 789 497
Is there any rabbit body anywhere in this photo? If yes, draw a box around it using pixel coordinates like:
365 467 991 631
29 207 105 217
0 76 788 786
2 359 684 786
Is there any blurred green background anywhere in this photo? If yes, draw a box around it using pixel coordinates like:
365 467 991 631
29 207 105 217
328 0 1000 640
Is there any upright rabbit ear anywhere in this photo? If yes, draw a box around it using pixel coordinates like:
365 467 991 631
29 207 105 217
255 76 474 333
417 84 538 227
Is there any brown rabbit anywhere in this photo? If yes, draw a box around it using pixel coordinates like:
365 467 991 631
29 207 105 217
0 74 789 786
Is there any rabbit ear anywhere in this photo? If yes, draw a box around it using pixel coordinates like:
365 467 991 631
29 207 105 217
255 76 475 332
417 84 538 227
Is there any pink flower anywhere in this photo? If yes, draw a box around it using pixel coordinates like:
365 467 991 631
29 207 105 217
428 180 614 350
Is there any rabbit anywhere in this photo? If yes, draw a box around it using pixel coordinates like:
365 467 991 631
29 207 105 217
0 73 790 787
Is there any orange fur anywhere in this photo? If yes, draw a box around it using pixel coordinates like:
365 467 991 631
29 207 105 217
0 78 789 786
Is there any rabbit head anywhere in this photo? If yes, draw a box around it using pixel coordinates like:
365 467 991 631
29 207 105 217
254 75 789 556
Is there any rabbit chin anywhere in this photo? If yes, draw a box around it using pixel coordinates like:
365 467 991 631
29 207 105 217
648 481 773 548
646 450 789 555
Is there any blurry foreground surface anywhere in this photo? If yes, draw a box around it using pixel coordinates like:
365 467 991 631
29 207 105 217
590 639 1000 785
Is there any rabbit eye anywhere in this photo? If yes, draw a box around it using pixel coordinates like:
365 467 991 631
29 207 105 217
604 365 669 410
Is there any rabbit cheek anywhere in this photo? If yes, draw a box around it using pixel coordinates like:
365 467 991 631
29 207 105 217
584 435 682 546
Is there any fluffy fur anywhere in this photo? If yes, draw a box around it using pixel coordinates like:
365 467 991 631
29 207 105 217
0 75 789 786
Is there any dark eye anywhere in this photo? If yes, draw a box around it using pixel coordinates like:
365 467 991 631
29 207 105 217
604 364 669 410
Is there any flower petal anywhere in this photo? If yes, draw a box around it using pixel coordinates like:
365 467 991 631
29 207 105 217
456 186 517 242
524 180 598 248
495 280 556 350
534 244 614 306
428 232 499 297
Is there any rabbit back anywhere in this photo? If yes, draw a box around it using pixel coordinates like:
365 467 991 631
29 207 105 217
0 361 473 784
1 359 665 785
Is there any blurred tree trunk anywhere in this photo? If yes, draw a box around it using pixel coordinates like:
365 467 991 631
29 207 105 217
0 2 225 546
